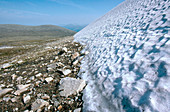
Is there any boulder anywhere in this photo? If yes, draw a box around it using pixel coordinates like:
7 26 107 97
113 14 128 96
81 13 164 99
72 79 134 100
59 77 86 97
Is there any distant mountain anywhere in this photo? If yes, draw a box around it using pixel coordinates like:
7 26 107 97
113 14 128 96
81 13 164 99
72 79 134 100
61 24 87 32
0 24 76 38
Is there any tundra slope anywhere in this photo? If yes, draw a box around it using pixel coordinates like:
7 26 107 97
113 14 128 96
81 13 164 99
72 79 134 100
74 0 170 112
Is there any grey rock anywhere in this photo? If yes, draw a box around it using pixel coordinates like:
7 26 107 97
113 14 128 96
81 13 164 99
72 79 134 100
0 88 13 98
14 84 31 95
31 99 49 111
74 108 81 112
59 77 86 97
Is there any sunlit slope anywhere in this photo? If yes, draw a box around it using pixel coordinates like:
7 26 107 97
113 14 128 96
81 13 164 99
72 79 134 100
0 24 76 38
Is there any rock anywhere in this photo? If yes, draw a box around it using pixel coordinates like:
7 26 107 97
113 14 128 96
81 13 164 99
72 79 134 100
72 52 80 60
55 56 59 60
31 99 49 111
17 84 31 90
2 63 12 69
58 105 62 110
41 94 50 100
74 108 81 112
36 73 42 77
85 51 89 55
18 60 23 64
52 98 59 107
12 74 17 80
47 63 57 71
3 97 11 102
73 60 79 65
0 88 13 98
45 77 53 83
0 84 5 90
11 97 20 102
16 76 23 84
63 47 67 52
23 94 31 104
57 62 64 67
29 76 35 80
63 69 72 76
59 77 86 97
24 110 29 112
35 81 41 86
14 84 31 95
54 101 59 107
22 71 26 74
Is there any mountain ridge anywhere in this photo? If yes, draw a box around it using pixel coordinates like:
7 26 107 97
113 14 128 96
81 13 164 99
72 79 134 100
0 24 76 38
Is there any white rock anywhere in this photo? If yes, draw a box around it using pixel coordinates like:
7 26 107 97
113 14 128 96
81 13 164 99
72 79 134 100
85 51 89 55
14 84 31 95
72 52 80 60
17 84 31 90
63 47 68 52
59 77 86 97
0 88 13 98
36 73 42 77
23 95 31 104
12 74 17 80
73 60 79 65
2 63 12 69
16 76 23 84
63 69 72 76
74 108 81 112
41 94 50 100
24 110 29 112
18 60 23 64
31 99 49 111
45 77 53 83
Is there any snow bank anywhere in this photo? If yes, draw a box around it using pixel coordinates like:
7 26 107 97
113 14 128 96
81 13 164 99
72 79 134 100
74 0 170 111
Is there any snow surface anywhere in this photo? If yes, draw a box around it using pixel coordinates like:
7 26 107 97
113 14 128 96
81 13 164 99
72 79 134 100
74 0 170 112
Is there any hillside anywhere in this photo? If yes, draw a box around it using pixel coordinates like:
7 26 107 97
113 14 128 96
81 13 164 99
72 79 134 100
0 24 76 38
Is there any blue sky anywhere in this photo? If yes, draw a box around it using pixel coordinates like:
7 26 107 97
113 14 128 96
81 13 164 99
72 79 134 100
0 0 125 25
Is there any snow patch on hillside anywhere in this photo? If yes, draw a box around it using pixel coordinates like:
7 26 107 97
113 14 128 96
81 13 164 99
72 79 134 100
74 0 170 111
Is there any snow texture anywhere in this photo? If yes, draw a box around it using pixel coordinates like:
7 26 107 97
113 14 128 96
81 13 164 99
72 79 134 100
74 0 170 112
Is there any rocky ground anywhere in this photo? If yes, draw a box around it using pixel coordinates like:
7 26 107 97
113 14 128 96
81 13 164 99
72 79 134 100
0 37 87 112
